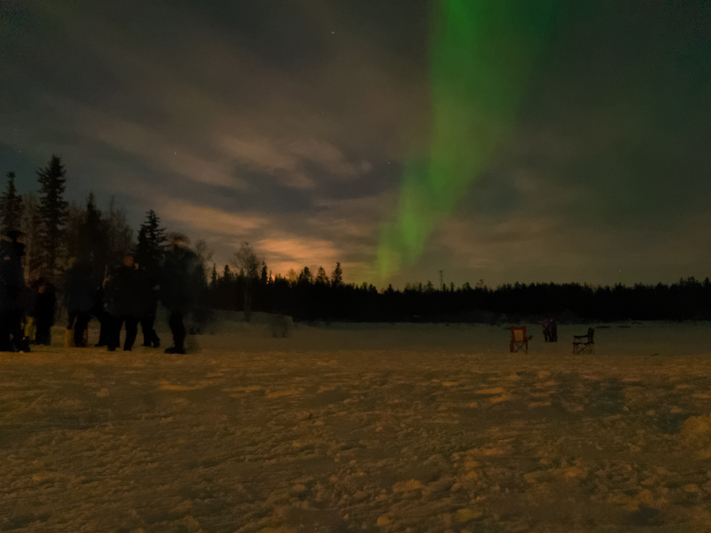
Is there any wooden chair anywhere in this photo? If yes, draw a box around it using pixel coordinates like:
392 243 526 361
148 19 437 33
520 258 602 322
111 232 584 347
573 327 594 354
510 326 533 353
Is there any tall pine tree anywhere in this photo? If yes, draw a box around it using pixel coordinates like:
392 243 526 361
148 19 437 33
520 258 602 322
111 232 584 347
331 262 343 287
37 155 69 280
135 209 167 274
19 193 43 281
0 171 23 234
105 196 134 266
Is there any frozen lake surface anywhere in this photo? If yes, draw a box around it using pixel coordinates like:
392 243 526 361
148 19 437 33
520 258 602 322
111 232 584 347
2 318 711 532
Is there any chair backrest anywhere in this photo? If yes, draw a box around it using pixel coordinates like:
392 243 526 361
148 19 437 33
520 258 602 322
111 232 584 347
511 326 526 342
588 328 595 342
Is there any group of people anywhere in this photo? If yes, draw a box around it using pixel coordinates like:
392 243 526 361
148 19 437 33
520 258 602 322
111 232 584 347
0 231 200 355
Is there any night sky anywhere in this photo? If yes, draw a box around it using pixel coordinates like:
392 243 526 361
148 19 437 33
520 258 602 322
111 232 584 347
1 0 710 288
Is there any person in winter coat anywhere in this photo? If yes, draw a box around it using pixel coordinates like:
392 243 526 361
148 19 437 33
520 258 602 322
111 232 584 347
137 263 160 348
161 235 199 354
33 278 56 346
104 254 143 351
0 230 28 352
93 283 109 347
64 258 95 347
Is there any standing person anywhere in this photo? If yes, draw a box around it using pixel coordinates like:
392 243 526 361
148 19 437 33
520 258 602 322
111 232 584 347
161 234 199 354
138 262 161 348
0 230 27 352
540 318 551 342
93 265 113 347
105 254 142 352
64 258 94 348
93 282 109 347
549 318 558 342
34 278 56 346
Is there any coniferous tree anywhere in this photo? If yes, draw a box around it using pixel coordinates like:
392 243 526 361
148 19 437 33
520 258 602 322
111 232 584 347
0 171 23 234
210 263 218 289
298 266 313 285
105 197 134 267
19 193 43 281
36 155 69 280
331 262 343 287
83 193 108 284
316 266 328 286
135 209 167 275
260 261 268 285
222 264 233 283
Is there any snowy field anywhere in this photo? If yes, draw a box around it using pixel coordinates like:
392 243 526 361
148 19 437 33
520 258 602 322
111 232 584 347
3 317 711 532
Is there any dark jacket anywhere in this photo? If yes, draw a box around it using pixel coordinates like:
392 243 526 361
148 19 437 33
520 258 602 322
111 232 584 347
0 239 26 311
161 246 199 313
105 265 143 318
35 289 57 325
64 262 95 313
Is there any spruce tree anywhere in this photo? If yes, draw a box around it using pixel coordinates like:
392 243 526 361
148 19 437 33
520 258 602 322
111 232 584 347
316 266 328 285
210 263 218 289
135 209 166 274
331 262 343 287
260 261 268 285
298 266 312 285
105 197 134 265
0 171 23 234
20 193 43 280
36 155 69 279
84 193 108 284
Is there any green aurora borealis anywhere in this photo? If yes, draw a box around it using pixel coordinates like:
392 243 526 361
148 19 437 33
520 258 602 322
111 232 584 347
377 0 560 280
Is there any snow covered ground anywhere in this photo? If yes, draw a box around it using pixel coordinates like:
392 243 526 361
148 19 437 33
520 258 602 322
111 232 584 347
3 317 711 532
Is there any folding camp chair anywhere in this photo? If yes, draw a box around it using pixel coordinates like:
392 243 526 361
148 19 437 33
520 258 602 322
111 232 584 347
573 327 595 354
510 326 533 353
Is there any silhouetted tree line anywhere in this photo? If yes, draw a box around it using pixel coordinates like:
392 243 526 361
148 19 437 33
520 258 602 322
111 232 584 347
5 156 710 326
208 258 711 323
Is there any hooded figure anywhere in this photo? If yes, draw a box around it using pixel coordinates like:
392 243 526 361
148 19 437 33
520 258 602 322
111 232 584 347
64 258 95 347
0 230 28 351
33 277 56 346
138 262 160 348
104 254 143 351
160 234 199 354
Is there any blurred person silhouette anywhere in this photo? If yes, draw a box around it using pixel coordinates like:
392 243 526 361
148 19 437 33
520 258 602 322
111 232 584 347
64 257 95 348
138 261 161 348
33 277 56 346
549 318 558 342
0 230 28 352
161 234 199 354
105 254 143 351
541 318 551 342
93 266 111 347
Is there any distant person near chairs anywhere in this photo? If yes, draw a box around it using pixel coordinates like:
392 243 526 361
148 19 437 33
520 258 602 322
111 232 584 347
541 318 558 342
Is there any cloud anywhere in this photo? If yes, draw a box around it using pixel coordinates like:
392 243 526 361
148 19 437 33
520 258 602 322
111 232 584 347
222 136 371 189
155 198 269 235
221 137 313 189
154 195 374 280
3 0 711 288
